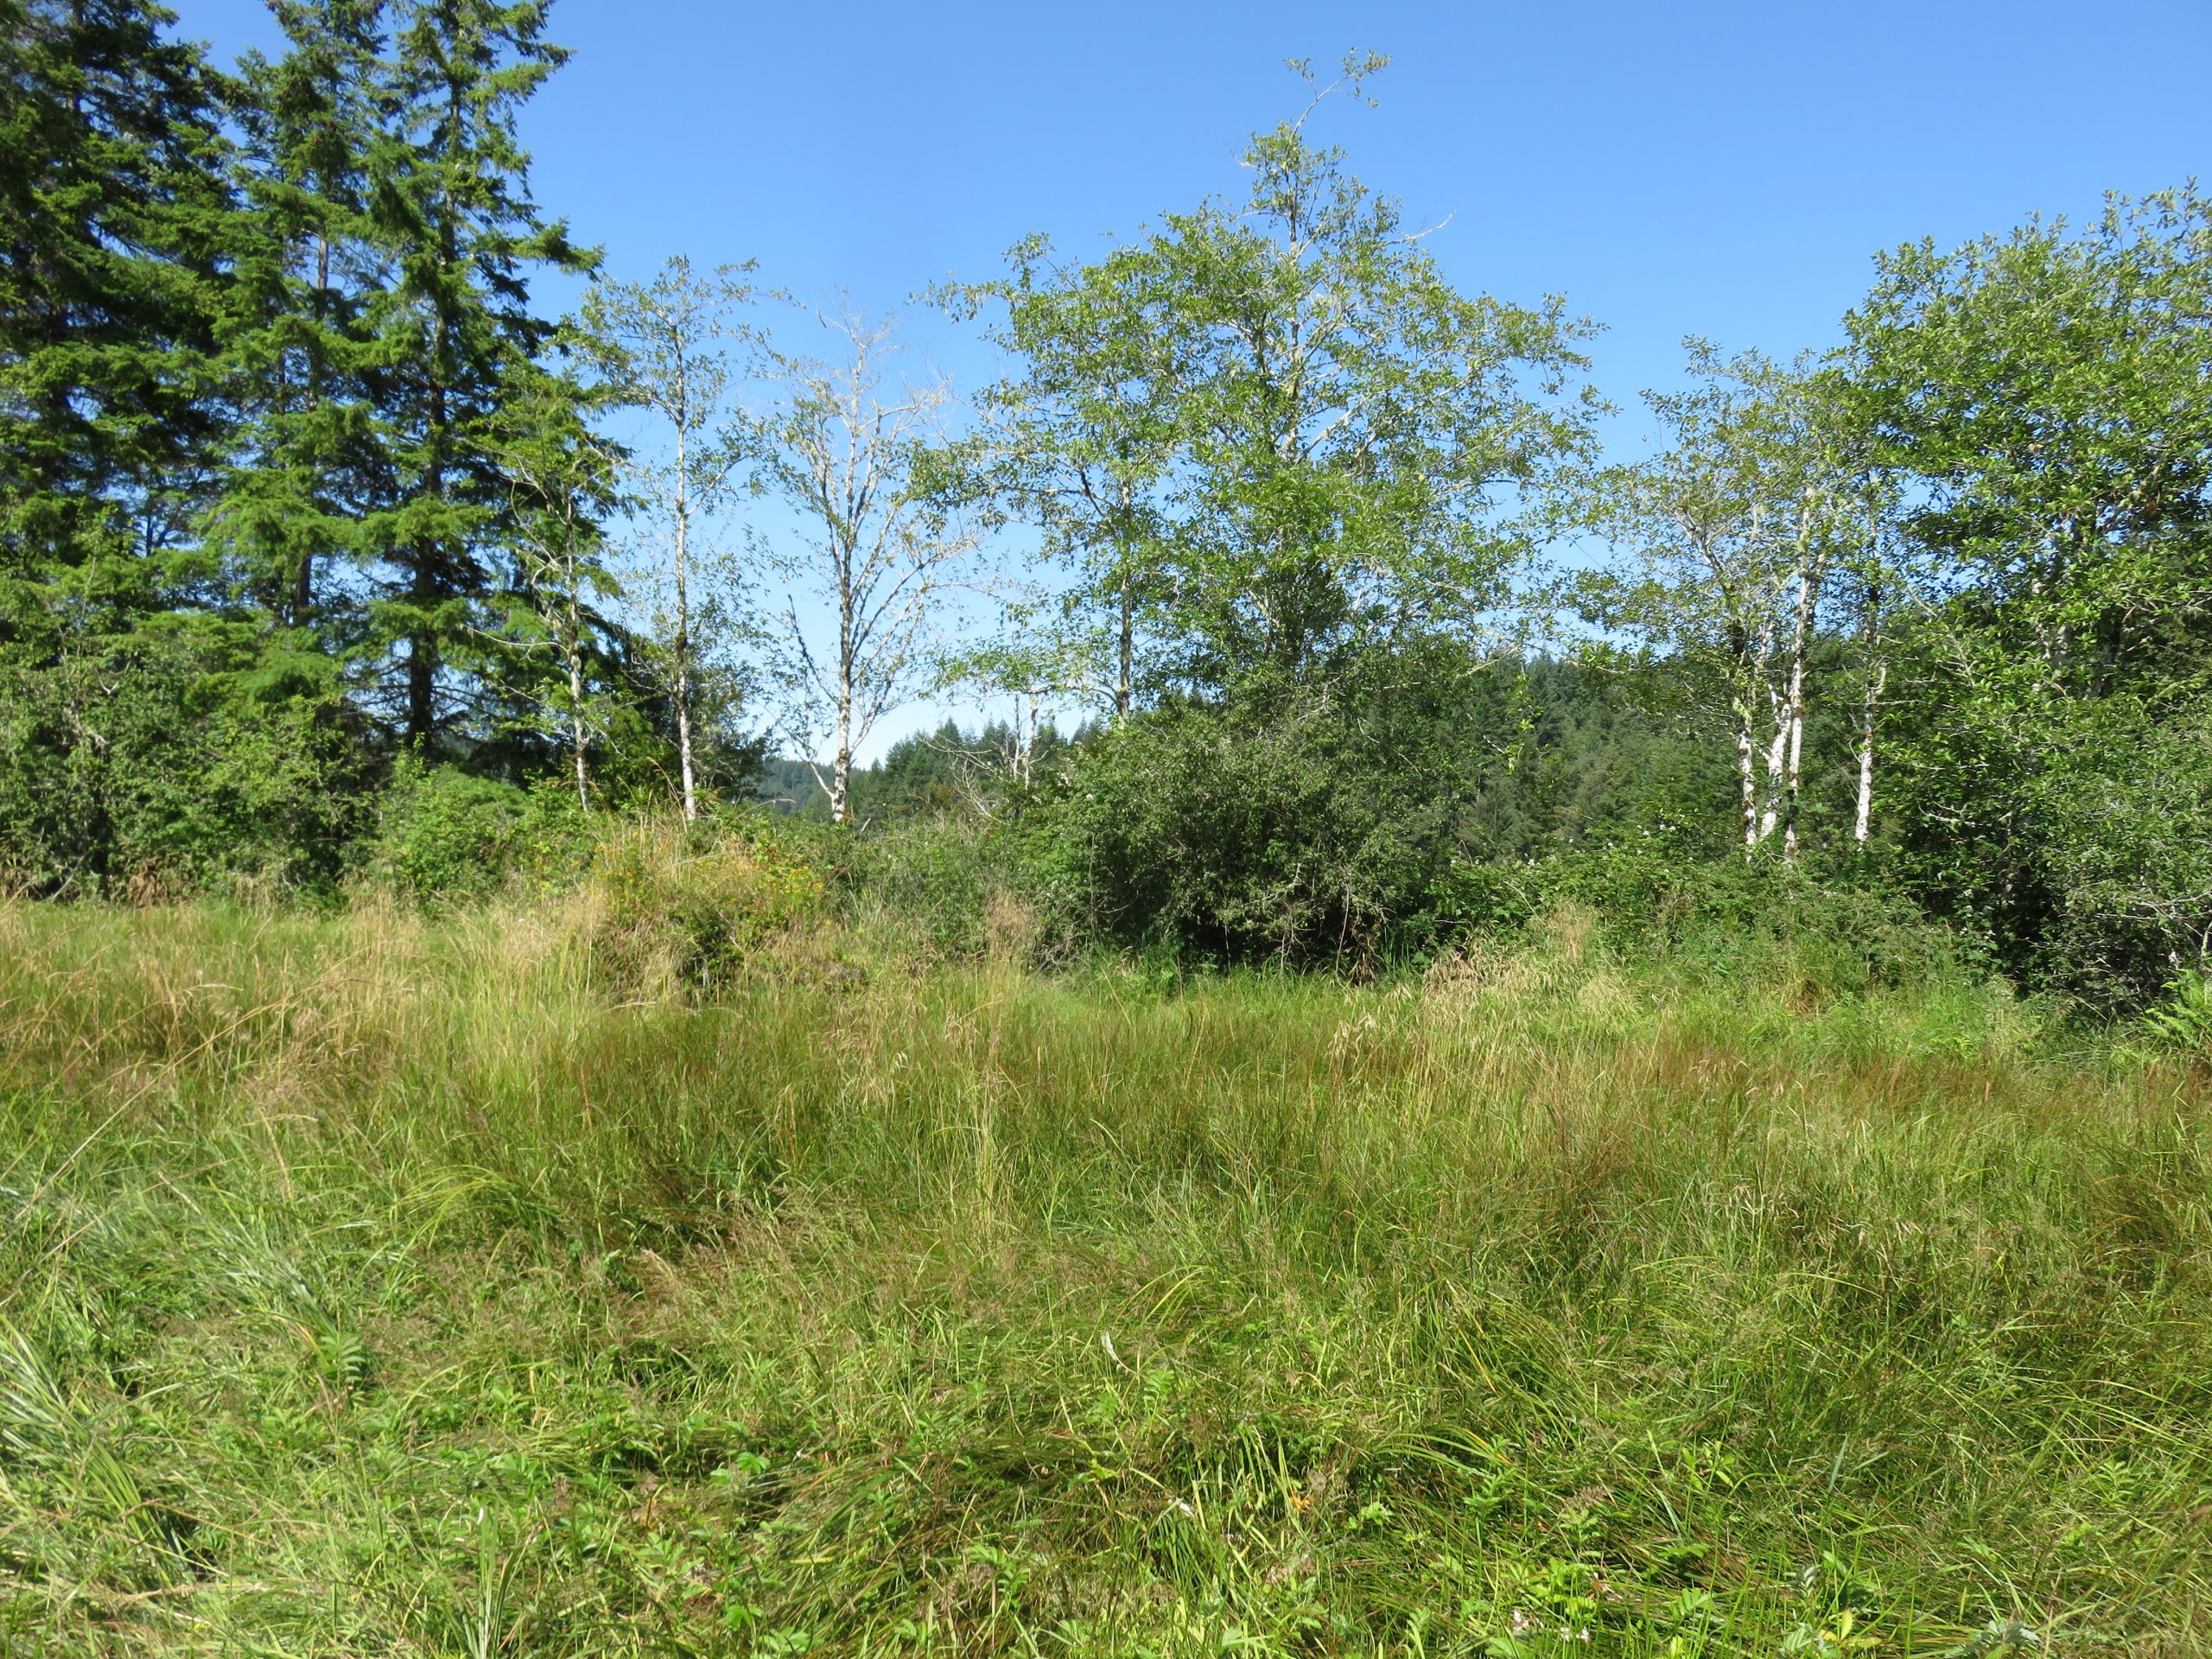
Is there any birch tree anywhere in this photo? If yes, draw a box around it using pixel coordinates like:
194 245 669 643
943 233 1179 720
1588 346 1866 859
935 594 1090 789
1838 472 1910 851
1124 55 1599 688
740 302 977 825
582 257 751 819
950 56 1599 701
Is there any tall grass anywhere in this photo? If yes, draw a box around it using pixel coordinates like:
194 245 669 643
0 899 2203 1655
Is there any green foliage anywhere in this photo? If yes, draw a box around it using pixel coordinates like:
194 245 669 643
1536 850 1965 1001
1850 190 2212 1000
360 0 597 749
586 815 826 993
366 757 590 906
956 54 1599 700
2138 969 2212 1053
0 0 238 593
0 620 375 899
1027 645 1545 965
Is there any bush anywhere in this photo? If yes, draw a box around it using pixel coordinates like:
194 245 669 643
1531 845 1965 1000
836 816 1008 960
1023 648 1530 968
0 621 376 899
585 816 827 994
367 760 593 907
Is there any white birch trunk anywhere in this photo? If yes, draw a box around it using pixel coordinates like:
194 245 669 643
1854 580 1884 849
672 403 697 822
1780 555 1819 863
1757 708 1787 847
1737 698 1760 854
567 588 590 810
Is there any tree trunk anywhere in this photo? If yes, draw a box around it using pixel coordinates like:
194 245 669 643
1116 581 1133 721
295 232 330 629
1758 715 1787 847
1854 579 1883 849
672 410 697 820
1114 480 1136 721
831 556 856 825
830 736 851 824
1780 556 1820 863
1737 696 1760 855
567 582 590 810
408 355 441 748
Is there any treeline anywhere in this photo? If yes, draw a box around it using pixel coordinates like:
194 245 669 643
6 10 2211 1006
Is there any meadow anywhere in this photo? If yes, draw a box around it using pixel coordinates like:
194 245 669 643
0 898 2205 1656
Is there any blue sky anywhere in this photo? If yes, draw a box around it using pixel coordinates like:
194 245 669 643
179 0 2212 755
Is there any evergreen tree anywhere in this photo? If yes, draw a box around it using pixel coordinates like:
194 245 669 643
0 0 236 626
0 0 249 891
364 0 592 752
209 0 392 640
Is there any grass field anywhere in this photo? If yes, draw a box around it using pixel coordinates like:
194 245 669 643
0 899 2206 1656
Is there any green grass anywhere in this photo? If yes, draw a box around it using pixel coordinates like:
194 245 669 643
0 900 2205 1656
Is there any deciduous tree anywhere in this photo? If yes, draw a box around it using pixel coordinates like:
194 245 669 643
581 257 752 817
741 302 976 825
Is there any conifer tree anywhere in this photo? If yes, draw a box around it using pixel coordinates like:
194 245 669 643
209 0 392 639
365 0 591 751
0 0 247 890
0 0 236 625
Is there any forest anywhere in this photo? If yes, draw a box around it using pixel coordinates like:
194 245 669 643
4 2 2212 1656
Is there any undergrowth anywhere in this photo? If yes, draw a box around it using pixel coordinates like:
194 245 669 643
0 901 2203 1655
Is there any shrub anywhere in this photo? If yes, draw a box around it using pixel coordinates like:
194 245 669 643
0 622 377 900
837 816 1004 960
365 760 596 908
585 816 827 994
1024 650 1523 968
1532 845 1965 1000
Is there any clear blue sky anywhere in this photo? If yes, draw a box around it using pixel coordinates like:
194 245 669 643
177 0 2212 753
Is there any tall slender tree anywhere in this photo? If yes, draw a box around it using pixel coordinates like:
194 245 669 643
365 0 592 751
581 257 751 818
1586 346 1869 861
944 234 1179 721
485 362 623 805
741 302 976 826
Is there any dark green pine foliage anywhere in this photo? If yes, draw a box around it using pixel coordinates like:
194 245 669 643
211 0 393 643
0 0 266 893
0 0 232 595
365 0 593 753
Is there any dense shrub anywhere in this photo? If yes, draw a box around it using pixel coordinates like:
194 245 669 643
585 816 827 993
1022 648 1539 967
834 815 1007 960
1535 845 1966 998
1891 696 2212 1007
366 760 593 906
0 624 376 899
